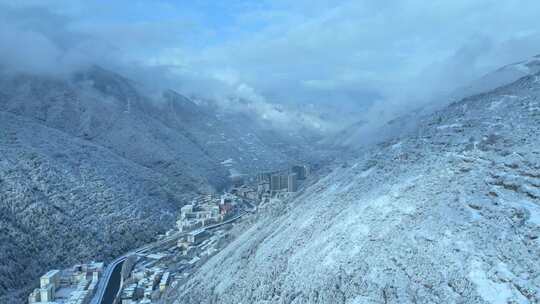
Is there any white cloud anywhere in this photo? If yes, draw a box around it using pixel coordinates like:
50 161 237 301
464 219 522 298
2 0 540 131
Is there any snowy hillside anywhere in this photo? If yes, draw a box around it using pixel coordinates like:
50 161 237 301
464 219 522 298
0 67 318 189
459 54 540 99
0 111 188 302
327 55 540 150
170 72 540 303
0 67 322 302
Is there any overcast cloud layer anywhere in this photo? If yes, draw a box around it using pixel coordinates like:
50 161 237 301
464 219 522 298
2 0 540 129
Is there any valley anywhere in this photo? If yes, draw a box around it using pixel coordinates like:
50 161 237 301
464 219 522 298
2 3 540 303
26 164 315 304
0 67 328 303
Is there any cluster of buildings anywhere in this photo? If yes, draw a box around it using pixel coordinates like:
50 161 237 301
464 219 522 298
120 227 230 303
29 163 313 304
176 194 240 233
230 185 259 201
120 193 247 304
28 262 104 304
177 229 212 257
120 256 172 304
257 164 311 196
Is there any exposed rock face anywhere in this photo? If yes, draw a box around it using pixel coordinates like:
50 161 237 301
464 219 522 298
0 67 319 302
171 74 540 303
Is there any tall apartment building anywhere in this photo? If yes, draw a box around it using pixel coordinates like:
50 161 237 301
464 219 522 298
290 165 310 180
279 175 288 190
287 173 298 192
257 172 271 184
270 175 281 191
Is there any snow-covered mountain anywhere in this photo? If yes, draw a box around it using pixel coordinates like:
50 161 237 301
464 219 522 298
0 66 323 302
170 71 540 303
0 111 187 301
458 54 540 99
327 54 540 149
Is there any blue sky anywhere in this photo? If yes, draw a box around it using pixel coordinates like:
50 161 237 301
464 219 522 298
58 1 277 50
2 0 540 123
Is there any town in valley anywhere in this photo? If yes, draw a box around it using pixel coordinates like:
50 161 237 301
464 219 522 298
27 164 312 304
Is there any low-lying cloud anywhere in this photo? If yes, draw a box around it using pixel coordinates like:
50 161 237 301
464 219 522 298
2 0 540 134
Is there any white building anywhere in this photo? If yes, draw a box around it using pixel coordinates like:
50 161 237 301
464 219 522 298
28 289 40 303
28 262 103 304
39 284 54 302
159 272 171 292
40 269 60 290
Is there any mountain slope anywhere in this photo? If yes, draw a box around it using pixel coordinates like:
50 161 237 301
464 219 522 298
0 69 221 190
0 67 322 303
0 67 317 190
170 73 540 303
327 54 540 150
458 54 540 99
0 111 189 302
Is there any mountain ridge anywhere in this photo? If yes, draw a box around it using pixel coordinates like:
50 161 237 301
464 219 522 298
0 66 323 303
169 71 540 304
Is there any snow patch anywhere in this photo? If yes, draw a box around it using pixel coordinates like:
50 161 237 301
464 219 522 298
228 168 243 178
437 123 462 130
221 158 234 166
468 260 528 304
359 167 374 178
489 100 503 111
391 141 402 149
513 62 532 74
346 296 370 304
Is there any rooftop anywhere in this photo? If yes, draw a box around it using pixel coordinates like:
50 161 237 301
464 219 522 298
42 269 60 278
